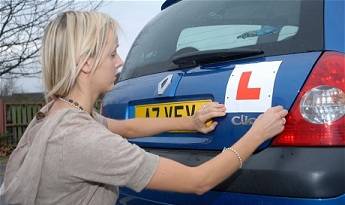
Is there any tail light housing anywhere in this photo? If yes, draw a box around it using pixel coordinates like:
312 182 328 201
272 52 345 146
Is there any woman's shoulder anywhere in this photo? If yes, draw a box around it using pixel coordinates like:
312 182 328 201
59 110 125 153
58 109 103 129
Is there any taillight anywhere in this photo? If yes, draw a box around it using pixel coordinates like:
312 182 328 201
272 52 345 146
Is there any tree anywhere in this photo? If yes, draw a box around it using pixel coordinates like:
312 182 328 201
0 78 17 96
0 0 102 79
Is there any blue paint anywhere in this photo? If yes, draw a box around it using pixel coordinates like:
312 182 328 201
325 0 345 52
117 188 345 205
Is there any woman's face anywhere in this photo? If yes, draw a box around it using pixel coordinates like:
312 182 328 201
92 32 123 94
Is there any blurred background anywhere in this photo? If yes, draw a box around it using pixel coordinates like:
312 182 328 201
0 0 164 177
0 0 164 94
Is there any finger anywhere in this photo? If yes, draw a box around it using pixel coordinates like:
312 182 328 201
202 106 226 114
202 102 216 109
203 121 218 133
211 102 225 108
203 111 226 121
204 103 225 110
281 117 286 125
204 102 225 109
206 111 227 118
278 109 288 118
279 125 285 133
271 105 284 112
257 113 264 120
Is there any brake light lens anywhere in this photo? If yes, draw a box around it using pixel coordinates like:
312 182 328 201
272 52 345 146
300 85 344 124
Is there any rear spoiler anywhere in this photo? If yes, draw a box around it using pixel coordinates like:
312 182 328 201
161 0 182 10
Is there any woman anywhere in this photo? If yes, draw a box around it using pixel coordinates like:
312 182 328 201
2 11 287 205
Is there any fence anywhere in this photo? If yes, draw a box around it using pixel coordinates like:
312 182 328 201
0 102 43 145
0 95 102 146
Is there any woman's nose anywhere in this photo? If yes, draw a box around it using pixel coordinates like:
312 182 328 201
115 54 124 68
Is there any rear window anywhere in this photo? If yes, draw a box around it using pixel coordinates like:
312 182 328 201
120 0 323 81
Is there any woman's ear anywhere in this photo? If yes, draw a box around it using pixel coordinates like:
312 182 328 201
80 58 94 74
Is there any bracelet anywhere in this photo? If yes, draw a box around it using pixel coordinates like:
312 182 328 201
222 147 243 168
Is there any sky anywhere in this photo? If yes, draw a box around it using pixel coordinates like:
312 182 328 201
14 0 165 93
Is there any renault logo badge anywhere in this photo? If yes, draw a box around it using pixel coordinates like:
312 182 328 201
158 74 173 95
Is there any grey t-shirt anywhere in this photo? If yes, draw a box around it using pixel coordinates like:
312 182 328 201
3 102 159 205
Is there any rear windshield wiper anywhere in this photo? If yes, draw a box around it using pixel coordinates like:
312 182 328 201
171 48 264 68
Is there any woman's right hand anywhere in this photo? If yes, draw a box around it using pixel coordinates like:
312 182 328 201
249 106 288 142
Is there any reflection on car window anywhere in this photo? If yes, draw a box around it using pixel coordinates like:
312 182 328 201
277 26 299 41
177 25 299 51
177 25 261 51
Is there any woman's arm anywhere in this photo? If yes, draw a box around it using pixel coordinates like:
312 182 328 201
146 106 288 194
106 102 226 138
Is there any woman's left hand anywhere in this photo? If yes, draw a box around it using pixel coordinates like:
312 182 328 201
192 102 226 134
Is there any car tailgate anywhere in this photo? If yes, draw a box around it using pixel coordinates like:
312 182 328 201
102 52 322 150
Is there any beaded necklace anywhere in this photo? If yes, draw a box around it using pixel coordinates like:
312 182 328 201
59 97 84 111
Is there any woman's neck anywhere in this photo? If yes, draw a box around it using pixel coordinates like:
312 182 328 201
65 89 99 114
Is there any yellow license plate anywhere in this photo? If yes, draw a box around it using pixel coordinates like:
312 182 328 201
135 99 212 118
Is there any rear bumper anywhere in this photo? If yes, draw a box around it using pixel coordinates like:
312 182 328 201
146 147 345 198
117 189 345 205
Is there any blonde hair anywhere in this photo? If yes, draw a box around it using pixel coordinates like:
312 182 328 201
41 11 118 102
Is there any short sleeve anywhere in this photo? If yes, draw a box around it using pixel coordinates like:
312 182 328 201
61 113 159 192
92 110 108 128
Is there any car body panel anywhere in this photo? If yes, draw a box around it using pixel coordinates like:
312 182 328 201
117 190 345 205
324 0 345 52
101 0 344 204
142 148 345 198
103 52 322 149
115 147 345 205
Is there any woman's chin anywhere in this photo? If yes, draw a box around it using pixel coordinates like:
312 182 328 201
106 84 114 92
98 85 113 96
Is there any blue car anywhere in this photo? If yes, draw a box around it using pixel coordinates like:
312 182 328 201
102 0 345 204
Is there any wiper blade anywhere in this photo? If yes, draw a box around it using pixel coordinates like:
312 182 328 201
171 48 264 68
